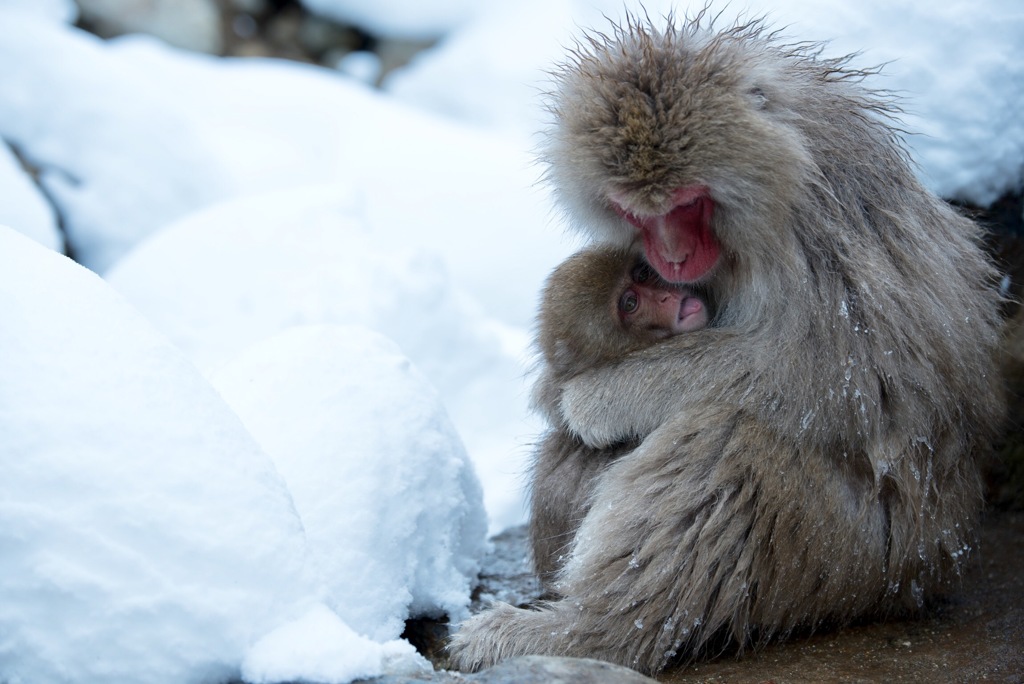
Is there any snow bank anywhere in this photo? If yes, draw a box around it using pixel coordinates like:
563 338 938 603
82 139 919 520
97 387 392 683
0 10 228 272
0 142 62 251
298 0 486 39
106 184 542 532
211 325 488 642
104 36 579 328
0 226 316 684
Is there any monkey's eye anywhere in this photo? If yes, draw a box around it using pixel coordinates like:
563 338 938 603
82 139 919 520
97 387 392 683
631 263 655 284
619 290 639 315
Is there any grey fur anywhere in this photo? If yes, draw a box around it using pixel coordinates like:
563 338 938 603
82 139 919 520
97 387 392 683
450 12 1005 675
528 246 655 586
528 245 710 585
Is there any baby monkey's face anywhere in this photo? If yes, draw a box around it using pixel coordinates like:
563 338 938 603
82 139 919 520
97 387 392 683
618 261 709 336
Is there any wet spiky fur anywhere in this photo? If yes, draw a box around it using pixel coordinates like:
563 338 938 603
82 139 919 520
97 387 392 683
450 11 1005 675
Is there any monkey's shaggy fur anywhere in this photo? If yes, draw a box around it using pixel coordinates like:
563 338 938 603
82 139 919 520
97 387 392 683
450 12 1005 675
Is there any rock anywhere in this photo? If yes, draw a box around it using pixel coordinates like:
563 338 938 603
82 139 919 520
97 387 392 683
465 656 659 684
470 525 543 613
0 142 63 252
365 656 658 684
76 0 223 53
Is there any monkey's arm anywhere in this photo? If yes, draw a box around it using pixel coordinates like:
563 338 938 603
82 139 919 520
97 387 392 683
559 329 754 448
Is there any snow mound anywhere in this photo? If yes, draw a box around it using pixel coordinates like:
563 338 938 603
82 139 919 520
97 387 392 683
298 0 485 39
0 11 228 273
0 226 317 684
241 604 431 684
101 36 578 327
212 324 488 642
106 184 541 532
0 142 62 251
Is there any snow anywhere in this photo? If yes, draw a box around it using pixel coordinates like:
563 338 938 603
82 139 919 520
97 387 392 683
0 1 1021 682
0 0 76 22
104 184 541 529
299 0 487 39
0 10 229 272
210 324 488 642
241 605 430 684
0 142 63 251
0 226 316 683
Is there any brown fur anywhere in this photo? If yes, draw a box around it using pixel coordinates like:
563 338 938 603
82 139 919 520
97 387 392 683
533 245 697 401
529 245 695 584
528 429 634 585
537 247 656 379
450 12 1005 674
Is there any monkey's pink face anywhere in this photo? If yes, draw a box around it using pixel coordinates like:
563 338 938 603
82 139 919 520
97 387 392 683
611 185 721 285
619 264 708 334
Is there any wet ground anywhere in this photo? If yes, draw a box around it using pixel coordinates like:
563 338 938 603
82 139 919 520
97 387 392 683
660 510 1024 684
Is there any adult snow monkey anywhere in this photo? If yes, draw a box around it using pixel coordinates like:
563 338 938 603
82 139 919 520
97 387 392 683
450 11 1004 675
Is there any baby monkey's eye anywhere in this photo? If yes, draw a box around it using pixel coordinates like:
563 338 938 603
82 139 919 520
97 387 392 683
619 290 639 314
631 262 655 284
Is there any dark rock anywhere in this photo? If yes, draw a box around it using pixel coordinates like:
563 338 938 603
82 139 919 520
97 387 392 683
364 656 658 684
77 0 223 53
470 525 543 612
465 656 659 683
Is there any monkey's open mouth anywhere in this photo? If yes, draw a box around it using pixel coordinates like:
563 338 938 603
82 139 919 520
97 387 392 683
679 294 704 321
614 186 721 284
676 292 707 332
